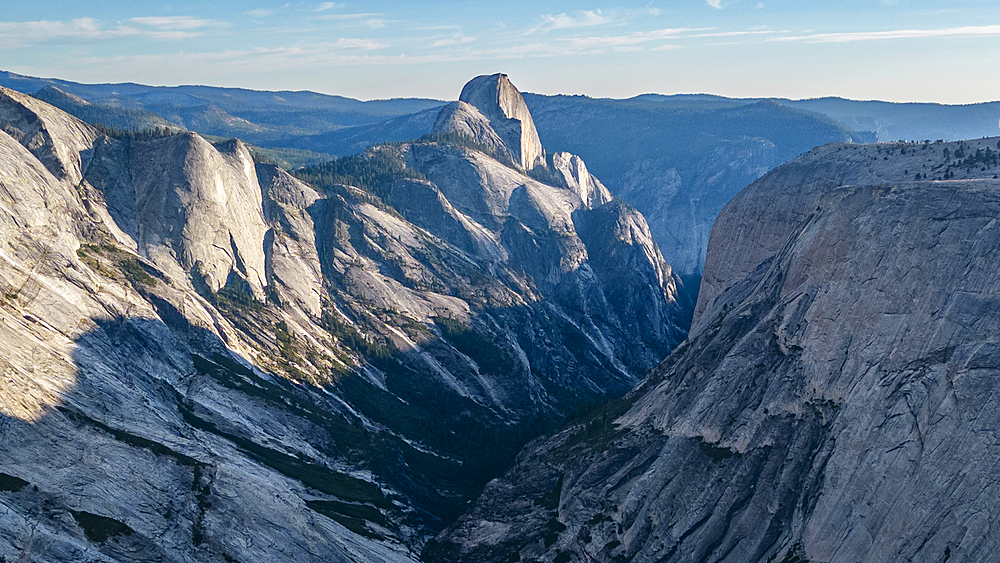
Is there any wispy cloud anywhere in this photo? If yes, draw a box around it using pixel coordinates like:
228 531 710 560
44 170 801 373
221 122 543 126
69 47 465 80
247 9 272 18
416 25 461 30
430 34 476 48
531 10 613 33
561 27 708 51
0 17 219 48
525 8 665 36
324 38 386 50
706 0 723 9
772 24 1000 43
688 29 785 38
314 12 381 21
316 2 343 11
129 16 217 30
0 17 95 47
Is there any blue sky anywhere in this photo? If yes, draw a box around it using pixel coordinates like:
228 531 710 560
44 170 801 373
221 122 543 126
2 1 1000 103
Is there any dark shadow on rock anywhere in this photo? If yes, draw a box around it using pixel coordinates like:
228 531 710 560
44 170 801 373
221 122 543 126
0 285 650 563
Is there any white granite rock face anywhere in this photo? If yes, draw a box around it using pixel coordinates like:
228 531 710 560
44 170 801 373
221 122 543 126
550 151 612 208
258 165 326 316
128 135 269 297
0 86 97 185
458 74 545 171
432 101 514 164
0 90 422 563
0 81 684 562
426 138 1000 563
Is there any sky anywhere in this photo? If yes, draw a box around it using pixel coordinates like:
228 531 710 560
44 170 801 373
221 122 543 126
2 1 1000 103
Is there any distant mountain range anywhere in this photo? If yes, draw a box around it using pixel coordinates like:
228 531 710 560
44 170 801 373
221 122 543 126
0 70 445 152
6 70 998 152
4 69 999 281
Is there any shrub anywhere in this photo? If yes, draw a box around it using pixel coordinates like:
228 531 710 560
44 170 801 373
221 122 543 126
215 285 263 313
92 123 177 140
292 148 425 203
321 309 394 360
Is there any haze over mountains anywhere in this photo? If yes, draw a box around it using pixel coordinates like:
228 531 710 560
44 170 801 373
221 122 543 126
0 73 684 562
3 66 1000 563
5 69 998 281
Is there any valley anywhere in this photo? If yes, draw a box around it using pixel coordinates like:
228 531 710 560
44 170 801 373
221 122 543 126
1 66 1000 563
0 74 680 562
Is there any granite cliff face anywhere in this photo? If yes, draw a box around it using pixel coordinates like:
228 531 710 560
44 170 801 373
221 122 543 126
453 74 545 171
0 75 681 563
522 95 864 277
426 138 1000 563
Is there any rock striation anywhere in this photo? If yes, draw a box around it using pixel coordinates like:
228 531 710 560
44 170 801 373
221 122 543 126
425 138 1000 563
0 76 682 563
550 151 612 208
453 73 545 171
0 86 97 185
521 94 863 277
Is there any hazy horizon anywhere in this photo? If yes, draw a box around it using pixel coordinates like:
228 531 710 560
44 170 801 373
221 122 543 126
10 67 1000 108
3 1 1000 104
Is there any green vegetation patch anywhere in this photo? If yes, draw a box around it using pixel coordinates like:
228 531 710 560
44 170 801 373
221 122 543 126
563 393 638 449
307 501 385 540
293 147 425 203
306 498 386 526
321 309 394 360
0 473 29 492
306 498 388 538
77 243 157 287
92 123 178 141
117 256 156 287
247 145 335 169
214 284 264 313
274 320 299 363
70 510 135 543
695 436 741 463
432 316 518 377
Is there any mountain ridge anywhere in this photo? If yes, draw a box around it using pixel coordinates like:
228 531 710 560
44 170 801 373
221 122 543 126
11 69 998 280
424 136 1000 563
0 76 682 562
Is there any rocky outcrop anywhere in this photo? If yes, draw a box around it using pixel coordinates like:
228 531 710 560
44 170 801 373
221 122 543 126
425 137 1000 563
129 135 270 297
0 86 97 185
573 200 677 368
550 151 611 208
402 136 680 363
83 131 271 298
258 164 326 316
431 101 513 165
522 94 862 277
456 74 545 171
